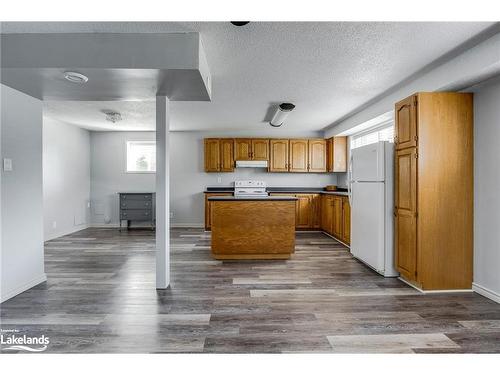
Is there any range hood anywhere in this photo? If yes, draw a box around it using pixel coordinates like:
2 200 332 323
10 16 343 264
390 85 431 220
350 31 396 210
235 160 268 168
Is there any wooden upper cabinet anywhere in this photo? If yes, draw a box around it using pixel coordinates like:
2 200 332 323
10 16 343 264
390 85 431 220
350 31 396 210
395 147 418 281
251 139 269 160
234 139 252 160
220 139 234 172
327 137 347 172
395 95 418 150
308 139 327 172
204 139 220 172
289 139 309 172
269 139 289 172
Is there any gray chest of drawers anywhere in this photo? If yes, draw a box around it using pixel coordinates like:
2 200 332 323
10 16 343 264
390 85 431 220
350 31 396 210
118 193 155 231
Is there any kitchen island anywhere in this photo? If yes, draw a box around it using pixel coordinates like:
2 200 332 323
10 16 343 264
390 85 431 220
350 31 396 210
208 196 298 260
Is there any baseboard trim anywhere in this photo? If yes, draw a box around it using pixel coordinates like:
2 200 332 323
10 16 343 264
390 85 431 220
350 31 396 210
322 231 350 248
171 223 204 228
1 273 47 303
398 277 474 294
90 223 204 229
473 282 500 304
45 224 90 241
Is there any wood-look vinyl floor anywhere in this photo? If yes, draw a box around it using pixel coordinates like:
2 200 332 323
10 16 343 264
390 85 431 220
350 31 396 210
1 228 499 353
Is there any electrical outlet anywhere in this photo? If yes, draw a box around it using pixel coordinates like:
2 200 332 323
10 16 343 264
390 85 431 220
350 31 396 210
217 177 222 184
52 221 57 229
3 158 13 171
170 212 174 218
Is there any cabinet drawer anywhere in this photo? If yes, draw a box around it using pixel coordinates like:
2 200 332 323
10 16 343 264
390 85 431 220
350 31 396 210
121 200 152 209
120 194 152 201
121 210 152 220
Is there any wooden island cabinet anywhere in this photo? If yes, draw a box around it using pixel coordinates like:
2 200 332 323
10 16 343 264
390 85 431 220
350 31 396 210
209 196 297 260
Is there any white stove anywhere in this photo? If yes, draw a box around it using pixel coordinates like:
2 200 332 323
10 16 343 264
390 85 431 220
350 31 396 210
234 180 268 197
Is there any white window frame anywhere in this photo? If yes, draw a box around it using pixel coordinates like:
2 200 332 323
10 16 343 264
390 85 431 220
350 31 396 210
349 120 395 150
125 140 156 174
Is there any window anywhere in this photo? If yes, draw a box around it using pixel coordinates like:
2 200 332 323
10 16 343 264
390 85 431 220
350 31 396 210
350 122 395 150
126 141 156 173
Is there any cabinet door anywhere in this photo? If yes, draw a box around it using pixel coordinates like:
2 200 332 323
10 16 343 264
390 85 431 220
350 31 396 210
326 138 334 172
311 194 322 229
220 139 234 172
342 197 351 244
332 196 343 238
251 139 269 160
204 139 220 172
205 193 232 230
395 147 418 281
269 139 289 172
327 137 348 173
295 194 312 229
308 139 327 172
395 95 418 150
234 139 252 160
289 139 309 172
321 196 333 234
332 137 348 172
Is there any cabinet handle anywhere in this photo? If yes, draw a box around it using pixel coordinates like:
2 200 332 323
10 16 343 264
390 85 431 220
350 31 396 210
394 136 398 144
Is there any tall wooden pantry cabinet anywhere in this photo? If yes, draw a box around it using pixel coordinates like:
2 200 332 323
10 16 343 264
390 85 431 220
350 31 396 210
394 92 473 290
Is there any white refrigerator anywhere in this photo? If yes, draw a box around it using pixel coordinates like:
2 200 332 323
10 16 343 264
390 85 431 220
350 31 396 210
348 141 398 277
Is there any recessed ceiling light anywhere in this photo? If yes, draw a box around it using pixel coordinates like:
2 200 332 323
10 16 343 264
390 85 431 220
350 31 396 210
64 71 89 83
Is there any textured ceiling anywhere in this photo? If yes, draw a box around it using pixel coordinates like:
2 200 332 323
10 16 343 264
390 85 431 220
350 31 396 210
2 22 496 131
43 101 155 131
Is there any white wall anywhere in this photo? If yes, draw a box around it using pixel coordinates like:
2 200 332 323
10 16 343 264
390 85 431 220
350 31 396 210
170 131 337 226
43 118 91 240
90 131 156 226
471 75 500 303
1 84 46 302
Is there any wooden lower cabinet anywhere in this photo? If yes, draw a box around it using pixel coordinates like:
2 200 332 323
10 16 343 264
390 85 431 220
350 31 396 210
321 195 333 235
204 193 232 230
295 194 312 229
311 194 322 229
332 196 343 239
321 195 350 245
342 197 351 244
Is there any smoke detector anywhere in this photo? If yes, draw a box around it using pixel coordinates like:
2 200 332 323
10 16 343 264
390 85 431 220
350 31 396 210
64 71 89 83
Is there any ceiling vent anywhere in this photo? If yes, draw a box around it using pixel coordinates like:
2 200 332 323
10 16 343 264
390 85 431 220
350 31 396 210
103 110 122 123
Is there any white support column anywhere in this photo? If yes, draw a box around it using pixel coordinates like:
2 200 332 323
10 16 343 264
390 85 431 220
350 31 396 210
156 96 170 289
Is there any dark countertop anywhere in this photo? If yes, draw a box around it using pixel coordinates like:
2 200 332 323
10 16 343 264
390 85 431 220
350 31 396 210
208 196 298 201
204 186 348 196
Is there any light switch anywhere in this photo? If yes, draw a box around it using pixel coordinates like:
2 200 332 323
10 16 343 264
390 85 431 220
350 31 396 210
3 158 13 172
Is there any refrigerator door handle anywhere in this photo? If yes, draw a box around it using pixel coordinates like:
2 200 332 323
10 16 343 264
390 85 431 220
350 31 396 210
348 154 353 206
